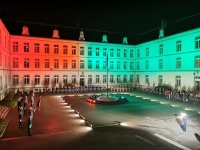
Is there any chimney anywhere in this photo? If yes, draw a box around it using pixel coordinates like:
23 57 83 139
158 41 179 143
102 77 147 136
52 28 60 38
159 19 167 38
22 25 30 36
123 36 128 44
79 30 85 41
102 34 108 42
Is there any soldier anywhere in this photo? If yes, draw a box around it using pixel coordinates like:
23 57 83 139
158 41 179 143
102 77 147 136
19 107 24 128
29 106 36 116
37 96 41 111
28 115 33 136
18 97 22 112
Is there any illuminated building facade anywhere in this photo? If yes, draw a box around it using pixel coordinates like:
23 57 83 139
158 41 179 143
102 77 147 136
0 18 200 100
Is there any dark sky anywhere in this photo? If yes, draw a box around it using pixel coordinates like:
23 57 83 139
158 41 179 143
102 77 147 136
1 0 200 44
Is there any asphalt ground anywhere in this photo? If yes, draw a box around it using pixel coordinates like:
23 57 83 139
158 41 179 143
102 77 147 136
0 91 200 149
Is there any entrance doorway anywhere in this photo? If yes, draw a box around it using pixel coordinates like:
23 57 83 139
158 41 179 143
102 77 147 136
197 81 200 90
80 78 84 86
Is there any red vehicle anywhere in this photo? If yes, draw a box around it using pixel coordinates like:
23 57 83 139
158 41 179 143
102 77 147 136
86 95 97 103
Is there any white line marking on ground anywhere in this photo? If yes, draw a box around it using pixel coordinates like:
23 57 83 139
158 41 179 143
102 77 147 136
153 133 191 150
135 135 156 146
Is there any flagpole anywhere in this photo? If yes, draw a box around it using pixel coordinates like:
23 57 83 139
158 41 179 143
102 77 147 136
106 54 108 97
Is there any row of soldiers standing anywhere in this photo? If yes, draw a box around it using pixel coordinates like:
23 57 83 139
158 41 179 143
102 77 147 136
18 90 41 136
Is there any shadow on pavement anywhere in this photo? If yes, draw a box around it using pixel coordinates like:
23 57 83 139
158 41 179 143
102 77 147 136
195 133 200 142
175 115 183 131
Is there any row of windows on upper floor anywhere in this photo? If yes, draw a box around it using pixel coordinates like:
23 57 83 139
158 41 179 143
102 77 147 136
12 74 134 85
12 42 134 58
11 55 200 70
12 36 200 58
136 37 200 58
137 56 200 70
12 58 134 70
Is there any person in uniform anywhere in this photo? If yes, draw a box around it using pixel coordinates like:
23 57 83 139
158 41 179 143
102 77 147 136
28 115 33 136
19 107 24 128
37 96 41 111
183 114 188 132
18 97 22 112
29 106 36 116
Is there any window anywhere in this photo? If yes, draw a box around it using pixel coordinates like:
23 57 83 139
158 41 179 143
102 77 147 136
24 58 29 68
13 58 19 68
145 75 149 84
44 75 50 85
63 60 68 69
44 44 49 53
96 61 99 69
137 62 140 70
130 62 133 70
123 75 127 83
117 61 120 69
13 75 19 85
124 50 127 57
117 49 120 57
103 48 106 56
103 61 106 69
5 54 6 67
54 75 59 84
159 59 163 69
103 75 106 83
195 36 200 49
130 75 133 83
88 47 92 56
110 61 114 69
176 41 181 52
146 48 149 56
110 75 114 83
137 49 140 58
145 61 149 70
24 75 30 85
158 75 163 85
195 56 200 67
72 60 76 69
13 42 18 52
35 75 40 85
175 75 181 87
54 45 59 54
80 60 84 69
117 75 121 83
34 43 40 53
124 62 127 69
24 43 29 52
137 75 139 83
96 75 100 83
110 49 114 57
72 75 76 85
72 46 76 55
130 50 133 58
176 57 181 68
96 48 100 56
88 75 92 85
159 44 163 54
45 59 50 68
88 60 92 69
63 75 68 84
35 59 40 68
63 45 68 54
54 59 59 68
80 47 84 55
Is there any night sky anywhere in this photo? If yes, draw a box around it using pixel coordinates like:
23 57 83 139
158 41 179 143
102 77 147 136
1 0 200 44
